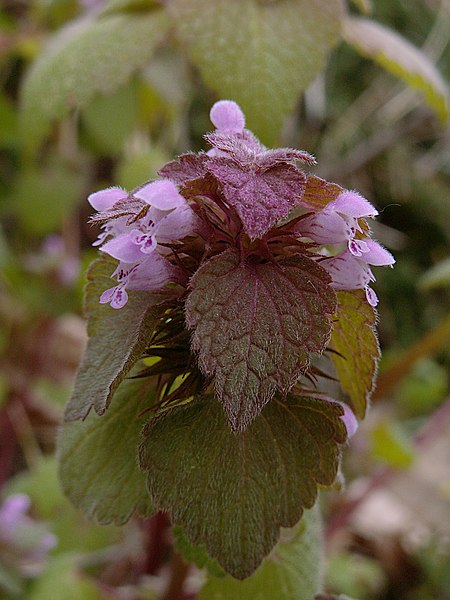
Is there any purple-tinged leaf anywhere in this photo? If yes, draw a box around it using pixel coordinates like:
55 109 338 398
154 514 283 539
158 152 209 184
329 290 380 418
300 175 344 212
64 257 165 421
139 394 346 578
256 147 316 170
204 130 265 161
207 160 306 239
185 249 337 430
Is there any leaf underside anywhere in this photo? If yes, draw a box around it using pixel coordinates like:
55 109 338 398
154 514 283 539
185 249 337 430
64 257 163 421
139 394 346 579
329 290 380 419
59 375 156 524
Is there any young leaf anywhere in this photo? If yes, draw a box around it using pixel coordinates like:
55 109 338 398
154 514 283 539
166 0 344 144
64 257 164 421
199 505 324 599
343 17 449 122
207 156 307 239
139 395 346 579
185 249 336 430
59 376 155 525
329 290 379 419
20 10 169 150
301 175 344 212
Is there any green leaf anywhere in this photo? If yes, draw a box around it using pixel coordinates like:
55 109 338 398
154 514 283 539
20 9 169 150
199 505 324 599
59 376 155 524
329 290 379 419
139 395 346 578
166 0 344 144
185 249 337 431
343 16 449 122
64 257 163 421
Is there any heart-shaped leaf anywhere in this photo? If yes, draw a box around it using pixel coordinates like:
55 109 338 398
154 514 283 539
166 0 344 144
185 249 336 430
139 395 346 578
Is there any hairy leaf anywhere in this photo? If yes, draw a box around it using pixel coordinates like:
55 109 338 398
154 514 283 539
158 152 209 184
20 10 168 149
59 376 155 524
64 257 164 421
208 158 306 239
186 249 336 430
330 290 379 419
301 175 344 212
199 505 323 599
343 17 449 122
166 0 344 144
140 395 346 579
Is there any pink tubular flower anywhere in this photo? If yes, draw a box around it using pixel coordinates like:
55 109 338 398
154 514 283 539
296 190 378 250
90 179 198 309
321 240 395 307
295 189 394 307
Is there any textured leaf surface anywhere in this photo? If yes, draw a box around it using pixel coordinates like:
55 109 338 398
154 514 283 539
343 16 449 122
140 395 346 578
301 175 344 212
330 290 379 419
208 158 306 239
59 376 155 524
64 257 163 421
20 10 168 149
200 505 323 599
186 249 336 430
167 0 344 143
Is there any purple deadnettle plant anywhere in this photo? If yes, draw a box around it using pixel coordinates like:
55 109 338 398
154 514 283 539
60 100 394 583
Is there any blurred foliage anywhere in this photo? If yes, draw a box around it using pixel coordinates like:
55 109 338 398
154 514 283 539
0 0 448 598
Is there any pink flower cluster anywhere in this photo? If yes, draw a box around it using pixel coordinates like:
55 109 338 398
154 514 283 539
295 189 395 307
89 100 394 311
89 179 198 309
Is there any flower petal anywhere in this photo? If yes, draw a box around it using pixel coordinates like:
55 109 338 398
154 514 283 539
101 234 144 263
363 239 396 266
296 210 352 244
332 190 378 218
154 204 198 242
210 100 245 133
322 250 374 290
88 186 126 211
135 179 185 210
